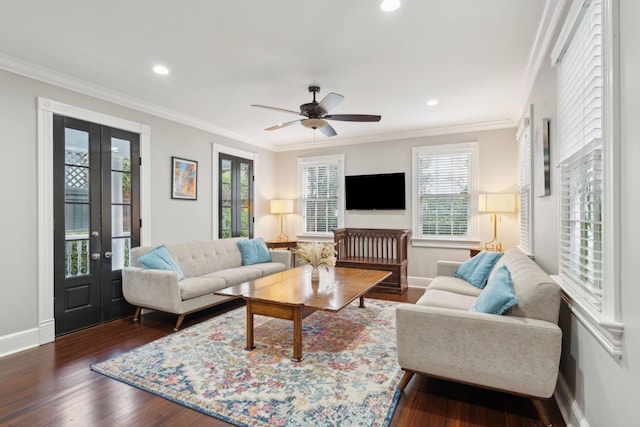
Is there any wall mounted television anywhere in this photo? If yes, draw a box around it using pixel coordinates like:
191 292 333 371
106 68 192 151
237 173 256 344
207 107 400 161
345 172 406 210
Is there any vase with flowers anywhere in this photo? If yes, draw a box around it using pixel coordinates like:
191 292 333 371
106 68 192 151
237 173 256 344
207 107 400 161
292 242 337 281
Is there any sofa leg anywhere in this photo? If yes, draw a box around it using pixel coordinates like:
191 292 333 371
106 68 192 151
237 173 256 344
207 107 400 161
532 398 553 427
398 370 415 392
174 314 186 331
133 307 142 321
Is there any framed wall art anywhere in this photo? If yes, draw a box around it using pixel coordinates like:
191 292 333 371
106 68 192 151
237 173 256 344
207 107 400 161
534 118 550 197
171 156 198 200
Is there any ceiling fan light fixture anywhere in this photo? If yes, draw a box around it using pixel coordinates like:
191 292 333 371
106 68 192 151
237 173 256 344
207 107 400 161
302 118 328 129
380 0 400 12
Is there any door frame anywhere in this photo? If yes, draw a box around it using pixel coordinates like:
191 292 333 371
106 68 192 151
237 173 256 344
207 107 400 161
212 143 259 239
37 97 150 345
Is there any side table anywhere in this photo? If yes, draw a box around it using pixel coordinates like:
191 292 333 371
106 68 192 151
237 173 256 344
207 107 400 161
264 240 298 267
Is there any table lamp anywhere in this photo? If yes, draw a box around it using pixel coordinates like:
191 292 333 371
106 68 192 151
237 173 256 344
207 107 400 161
478 194 515 251
270 199 293 241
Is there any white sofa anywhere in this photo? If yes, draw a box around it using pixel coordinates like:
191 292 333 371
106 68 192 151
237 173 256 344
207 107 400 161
396 249 562 426
122 238 291 330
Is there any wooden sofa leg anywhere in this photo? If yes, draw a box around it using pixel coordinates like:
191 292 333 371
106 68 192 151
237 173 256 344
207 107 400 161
174 314 186 331
133 307 142 321
532 398 553 427
398 370 415 392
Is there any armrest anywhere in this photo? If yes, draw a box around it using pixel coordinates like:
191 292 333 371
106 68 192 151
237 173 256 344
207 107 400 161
269 250 292 269
436 260 461 277
122 267 183 313
396 304 561 398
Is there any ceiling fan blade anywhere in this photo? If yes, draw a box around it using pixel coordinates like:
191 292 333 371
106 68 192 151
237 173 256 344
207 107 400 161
324 114 381 122
317 92 344 115
251 104 302 116
319 123 337 137
265 119 300 131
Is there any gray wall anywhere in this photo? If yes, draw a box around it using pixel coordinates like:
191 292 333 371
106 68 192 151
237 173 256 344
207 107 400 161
0 69 278 341
524 0 640 425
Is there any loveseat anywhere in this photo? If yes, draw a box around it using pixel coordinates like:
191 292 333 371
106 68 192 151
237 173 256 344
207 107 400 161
122 238 291 330
396 248 562 426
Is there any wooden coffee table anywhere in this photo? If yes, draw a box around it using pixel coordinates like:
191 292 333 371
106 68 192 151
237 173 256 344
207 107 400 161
215 265 391 361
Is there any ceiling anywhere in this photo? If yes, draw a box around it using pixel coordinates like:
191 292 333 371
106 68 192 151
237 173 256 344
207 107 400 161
0 0 560 151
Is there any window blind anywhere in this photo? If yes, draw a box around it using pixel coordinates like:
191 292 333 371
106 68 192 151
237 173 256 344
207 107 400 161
417 151 471 238
518 119 532 254
556 0 604 310
302 162 340 233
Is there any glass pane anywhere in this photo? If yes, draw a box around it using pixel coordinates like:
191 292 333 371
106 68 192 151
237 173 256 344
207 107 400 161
65 203 89 236
112 171 131 204
111 137 131 171
65 128 89 166
111 205 131 237
221 159 232 183
65 166 89 203
65 239 90 277
111 237 131 271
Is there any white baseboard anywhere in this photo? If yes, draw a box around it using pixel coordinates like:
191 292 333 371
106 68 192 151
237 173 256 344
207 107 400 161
407 276 432 288
0 327 40 358
554 374 590 427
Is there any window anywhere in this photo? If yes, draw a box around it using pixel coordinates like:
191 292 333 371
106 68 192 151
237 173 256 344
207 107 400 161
517 110 533 255
412 142 479 246
219 153 253 238
298 155 344 235
551 0 622 358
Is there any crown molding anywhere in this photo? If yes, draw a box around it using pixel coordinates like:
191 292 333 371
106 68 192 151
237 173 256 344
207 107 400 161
0 53 280 151
511 0 570 124
275 118 516 152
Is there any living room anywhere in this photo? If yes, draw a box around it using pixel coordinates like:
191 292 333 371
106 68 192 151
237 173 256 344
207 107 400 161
0 1 639 426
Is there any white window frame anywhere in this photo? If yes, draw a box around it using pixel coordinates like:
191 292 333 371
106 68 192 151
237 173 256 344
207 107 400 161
517 106 533 256
550 0 622 359
297 154 345 238
411 142 479 248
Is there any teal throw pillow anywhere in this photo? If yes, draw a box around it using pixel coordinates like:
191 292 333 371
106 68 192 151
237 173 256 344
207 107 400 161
470 265 519 315
237 238 272 266
137 244 184 280
455 250 504 289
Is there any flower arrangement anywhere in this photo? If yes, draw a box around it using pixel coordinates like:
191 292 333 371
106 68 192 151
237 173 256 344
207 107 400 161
293 242 337 272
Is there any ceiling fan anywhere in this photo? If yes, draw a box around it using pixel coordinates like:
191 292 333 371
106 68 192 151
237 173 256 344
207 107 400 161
251 85 381 137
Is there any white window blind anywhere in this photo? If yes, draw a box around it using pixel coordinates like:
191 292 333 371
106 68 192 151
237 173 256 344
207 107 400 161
556 0 604 311
299 155 344 234
414 143 477 240
517 116 533 254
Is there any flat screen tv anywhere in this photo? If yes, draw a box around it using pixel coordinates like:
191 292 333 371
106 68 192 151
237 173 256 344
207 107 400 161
345 172 406 210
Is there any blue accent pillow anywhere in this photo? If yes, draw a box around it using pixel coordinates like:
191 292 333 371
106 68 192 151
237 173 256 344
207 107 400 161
137 244 184 280
455 250 504 288
237 238 272 266
470 265 519 314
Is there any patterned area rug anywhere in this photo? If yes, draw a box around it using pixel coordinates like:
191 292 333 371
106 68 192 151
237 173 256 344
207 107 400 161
91 299 402 426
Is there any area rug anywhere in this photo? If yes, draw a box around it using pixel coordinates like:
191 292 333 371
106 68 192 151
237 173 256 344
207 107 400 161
91 299 403 426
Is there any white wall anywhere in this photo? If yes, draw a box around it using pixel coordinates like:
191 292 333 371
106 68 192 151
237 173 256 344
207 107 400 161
0 69 278 353
276 127 519 280
526 1 640 425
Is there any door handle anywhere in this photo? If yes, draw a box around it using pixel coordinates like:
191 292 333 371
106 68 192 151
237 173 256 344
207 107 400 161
104 251 113 259
91 253 101 260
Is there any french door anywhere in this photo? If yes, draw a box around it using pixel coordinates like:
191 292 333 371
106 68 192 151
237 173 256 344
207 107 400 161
53 115 140 335
219 153 253 238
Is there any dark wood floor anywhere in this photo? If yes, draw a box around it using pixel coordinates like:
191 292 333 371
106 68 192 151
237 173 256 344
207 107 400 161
0 287 565 427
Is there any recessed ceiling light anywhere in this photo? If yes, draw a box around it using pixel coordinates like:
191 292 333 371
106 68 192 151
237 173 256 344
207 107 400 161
426 99 439 106
153 65 169 75
380 0 400 12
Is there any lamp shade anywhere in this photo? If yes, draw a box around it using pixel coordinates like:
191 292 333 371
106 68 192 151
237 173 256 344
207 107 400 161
478 194 515 213
270 199 294 214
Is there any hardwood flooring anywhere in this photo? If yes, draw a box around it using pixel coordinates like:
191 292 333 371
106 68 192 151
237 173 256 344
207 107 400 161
0 287 565 426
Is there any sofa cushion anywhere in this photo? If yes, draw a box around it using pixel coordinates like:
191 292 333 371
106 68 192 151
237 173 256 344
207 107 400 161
470 266 519 315
427 275 483 297
205 266 262 287
247 262 287 277
455 251 503 288
179 277 228 300
167 239 244 278
417 289 477 311
237 238 272 265
137 244 184 280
